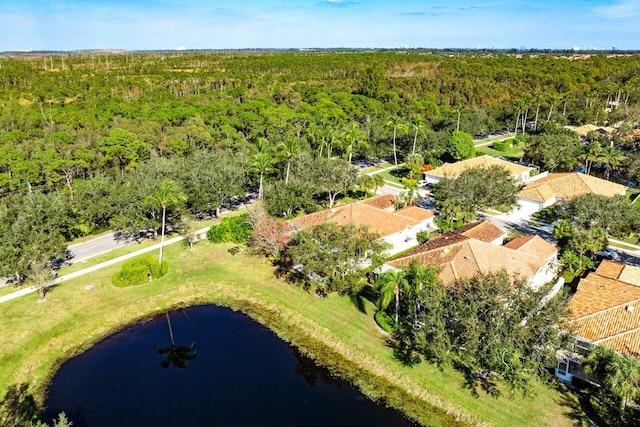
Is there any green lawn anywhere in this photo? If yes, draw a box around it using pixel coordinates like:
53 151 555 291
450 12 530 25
59 212 246 276
373 168 409 188
360 161 394 174
476 145 525 162
1 240 587 426
474 134 516 145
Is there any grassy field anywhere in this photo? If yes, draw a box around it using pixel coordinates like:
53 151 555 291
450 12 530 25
475 145 525 162
373 168 410 189
0 241 586 426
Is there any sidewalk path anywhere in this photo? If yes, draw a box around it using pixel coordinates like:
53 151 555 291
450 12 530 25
0 226 211 304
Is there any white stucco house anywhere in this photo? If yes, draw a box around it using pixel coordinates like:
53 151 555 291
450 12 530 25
423 155 536 185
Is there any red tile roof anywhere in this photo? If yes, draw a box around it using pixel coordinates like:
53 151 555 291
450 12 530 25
389 229 556 286
288 196 435 238
518 173 626 203
455 221 505 243
567 261 640 356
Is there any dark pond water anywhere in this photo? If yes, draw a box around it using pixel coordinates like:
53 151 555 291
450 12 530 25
44 305 416 427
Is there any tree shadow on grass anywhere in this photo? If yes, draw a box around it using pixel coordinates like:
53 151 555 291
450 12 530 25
0 383 42 426
389 167 409 179
349 293 367 314
551 384 595 426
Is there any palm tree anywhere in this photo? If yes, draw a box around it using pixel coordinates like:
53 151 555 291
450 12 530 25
579 141 602 175
608 354 640 414
599 146 625 180
323 127 337 159
145 180 187 265
342 122 367 165
251 151 275 199
385 116 407 167
521 93 533 134
452 104 466 132
585 347 640 414
368 174 384 195
410 115 427 155
561 92 570 117
531 91 542 131
375 270 408 325
546 92 562 122
278 136 301 184
513 99 526 138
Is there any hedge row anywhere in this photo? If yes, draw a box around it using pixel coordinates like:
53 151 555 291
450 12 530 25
207 214 252 244
112 255 168 287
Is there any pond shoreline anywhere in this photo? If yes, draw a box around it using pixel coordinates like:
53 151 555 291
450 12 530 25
38 296 475 427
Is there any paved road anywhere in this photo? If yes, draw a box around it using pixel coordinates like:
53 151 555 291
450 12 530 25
0 225 211 304
67 233 134 264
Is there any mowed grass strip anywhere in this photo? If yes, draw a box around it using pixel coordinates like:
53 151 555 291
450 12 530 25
0 241 583 426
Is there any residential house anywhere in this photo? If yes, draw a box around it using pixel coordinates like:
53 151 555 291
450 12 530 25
422 155 536 185
287 194 436 255
516 172 627 218
570 124 616 138
388 221 558 289
556 260 640 383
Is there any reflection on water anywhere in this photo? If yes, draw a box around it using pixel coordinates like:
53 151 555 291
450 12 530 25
155 312 197 369
291 347 341 388
45 305 416 427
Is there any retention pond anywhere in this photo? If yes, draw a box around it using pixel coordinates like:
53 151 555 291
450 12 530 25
44 305 416 426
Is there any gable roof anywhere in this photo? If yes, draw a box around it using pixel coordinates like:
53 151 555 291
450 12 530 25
426 155 533 179
567 261 640 356
394 206 436 221
359 194 397 210
572 124 616 137
389 228 556 286
518 173 626 203
288 196 434 238
505 235 558 265
455 220 505 243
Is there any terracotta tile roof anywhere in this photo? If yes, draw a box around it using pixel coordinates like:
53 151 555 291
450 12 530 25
288 196 435 238
619 265 640 287
455 221 505 243
395 206 436 221
389 231 554 286
505 235 557 266
358 194 397 210
593 259 625 280
569 274 640 318
426 155 533 179
566 262 640 356
572 124 615 137
518 173 626 203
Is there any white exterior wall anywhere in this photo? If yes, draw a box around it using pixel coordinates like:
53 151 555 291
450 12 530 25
382 219 435 256
527 257 558 290
509 198 544 222
423 174 443 185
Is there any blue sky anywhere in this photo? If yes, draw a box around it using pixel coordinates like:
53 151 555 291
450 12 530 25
1 0 639 51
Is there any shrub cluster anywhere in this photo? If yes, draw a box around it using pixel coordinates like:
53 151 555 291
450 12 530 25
112 255 168 287
492 140 511 152
207 214 252 244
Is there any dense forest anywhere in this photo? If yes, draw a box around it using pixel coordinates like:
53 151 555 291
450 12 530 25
1 50 640 280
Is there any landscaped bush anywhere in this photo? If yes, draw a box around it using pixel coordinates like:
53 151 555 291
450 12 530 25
374 310 394 333
416 230 431 244
112 255 168 287
492 140 510 152
207 214 252 244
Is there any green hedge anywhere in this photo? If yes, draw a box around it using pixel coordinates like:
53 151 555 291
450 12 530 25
112 255 168 287
492 140 511 152
207 214 252 244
